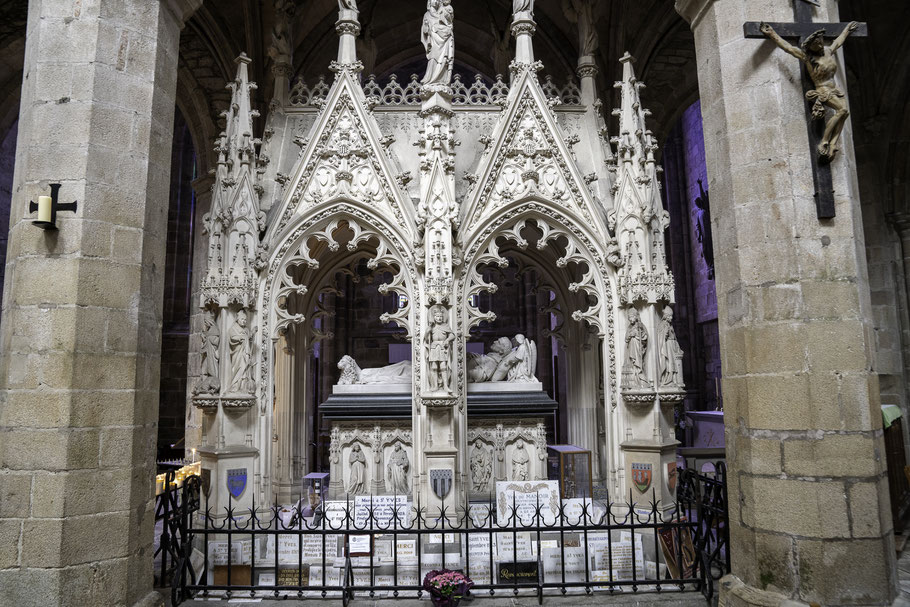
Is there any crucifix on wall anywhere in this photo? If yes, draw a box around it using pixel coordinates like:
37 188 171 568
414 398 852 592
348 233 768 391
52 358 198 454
744 1 867 219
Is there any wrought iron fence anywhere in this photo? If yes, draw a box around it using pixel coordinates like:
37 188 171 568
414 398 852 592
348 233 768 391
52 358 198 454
168 465 728 605
154 470 201 587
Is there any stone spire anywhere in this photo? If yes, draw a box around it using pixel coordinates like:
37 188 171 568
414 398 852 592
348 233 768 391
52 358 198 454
609 52 672 305
510 0 537 75
195 53 265 407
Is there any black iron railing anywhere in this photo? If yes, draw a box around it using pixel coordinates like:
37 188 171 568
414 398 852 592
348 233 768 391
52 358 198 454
168 465 728 605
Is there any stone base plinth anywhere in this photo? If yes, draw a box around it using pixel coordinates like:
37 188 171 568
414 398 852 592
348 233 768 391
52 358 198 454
718 575 808 607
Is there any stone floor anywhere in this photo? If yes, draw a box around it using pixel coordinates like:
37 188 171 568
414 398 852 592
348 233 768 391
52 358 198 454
171 593 708 607
895 545 910 607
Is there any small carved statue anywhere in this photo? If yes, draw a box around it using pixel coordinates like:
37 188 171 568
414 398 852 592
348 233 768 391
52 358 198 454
338 0 357 10
347 444 367 494
471 441 492 492
622 307 649 389
196 309 220 394
268 1 293 67
387 443 410 495
421 0 455 87
228 309 253 393
512 441 530 481
424 304 455 393
337 355 413 385
657 307 684 388
507 334 538 383
562 0 597 57
513 0 534 16
760 21 859 161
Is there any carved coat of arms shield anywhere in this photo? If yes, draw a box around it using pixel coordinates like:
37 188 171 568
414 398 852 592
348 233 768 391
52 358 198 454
227 468 247 499
430 469 453 500
667 462 678 493
631 463 652 494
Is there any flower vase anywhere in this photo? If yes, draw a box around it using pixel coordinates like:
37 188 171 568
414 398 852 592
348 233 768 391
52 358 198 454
430 598 459 607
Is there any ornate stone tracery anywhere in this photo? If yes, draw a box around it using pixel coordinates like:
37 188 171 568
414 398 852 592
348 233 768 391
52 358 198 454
191 0 683 513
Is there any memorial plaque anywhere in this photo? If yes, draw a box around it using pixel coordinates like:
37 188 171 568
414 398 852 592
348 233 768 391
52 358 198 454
561 498 605 525
277 566 309 587
469 503 494 528
322 501 348 529
395 538 417 563
277 535 300 565
542 546 587 584
496 532 535 560
595 540 644 579
301 533 340 562
258 571 276 586
208 541 228 566
496 481 560 526
374 538 393 560
255 536 275 561
467 533 492 557
354 495 410 528
466 562 492 585
308 565 341 586
497 561 540 584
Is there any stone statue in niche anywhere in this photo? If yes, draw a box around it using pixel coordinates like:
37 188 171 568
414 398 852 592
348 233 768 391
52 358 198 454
467 335 538 383
387 443 410 495
508 334 538 382
228 309 254 393
337 355 413 385
621 308 649 389
658 307 684 388
424 304 455 393
760 21 859 161
195 309 220 394
470 440 492 492
512 441 530 481
562 0 597 57
420 0 454 88
347 444 367 494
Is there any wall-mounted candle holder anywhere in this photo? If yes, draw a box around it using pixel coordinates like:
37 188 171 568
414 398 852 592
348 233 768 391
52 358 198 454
28 183 78 230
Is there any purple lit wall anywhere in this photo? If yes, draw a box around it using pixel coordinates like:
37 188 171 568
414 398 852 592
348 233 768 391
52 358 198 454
0 120 17 317
663 101 722 416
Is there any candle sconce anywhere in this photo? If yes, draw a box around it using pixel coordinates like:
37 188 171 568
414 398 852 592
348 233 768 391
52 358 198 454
28 183 78 230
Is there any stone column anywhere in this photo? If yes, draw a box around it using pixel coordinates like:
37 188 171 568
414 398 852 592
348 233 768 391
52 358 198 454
675 1 896 604
0 1 199 605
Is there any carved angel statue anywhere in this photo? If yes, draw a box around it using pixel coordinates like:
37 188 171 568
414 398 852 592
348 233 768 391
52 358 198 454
387 443 410 495
347 444 367 494
760 21 859 161
507 334 538 382
424 304 455 392
471 441 492 492
228 309 254 393
562 0 597 57
621 307 649 389
421 0 455 87
337 355 413 385
195 310 220 394
512 442 530 481
658 307 684 388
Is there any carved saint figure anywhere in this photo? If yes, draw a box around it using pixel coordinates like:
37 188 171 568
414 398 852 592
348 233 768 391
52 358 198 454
228 309 253 393
347 444 366 494
760 21 859 161
658 307 684 388
421 0 455 87
562 0 597 57
268 0 294 67
622 308 649 389
338 0 357 10
471 441 492 492
507 334 538 383
512 442 530 481
337 355 412 385
513 0 533 16
197 309 220 394
424 305 455 393
387 443 410 495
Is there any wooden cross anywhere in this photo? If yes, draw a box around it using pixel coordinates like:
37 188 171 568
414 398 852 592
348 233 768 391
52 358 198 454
744 2 867 219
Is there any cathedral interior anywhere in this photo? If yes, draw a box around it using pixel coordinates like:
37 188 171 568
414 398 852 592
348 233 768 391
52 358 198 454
1 0 910 605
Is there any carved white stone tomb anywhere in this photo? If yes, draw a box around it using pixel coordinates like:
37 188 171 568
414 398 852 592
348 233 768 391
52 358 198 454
189 0 685 519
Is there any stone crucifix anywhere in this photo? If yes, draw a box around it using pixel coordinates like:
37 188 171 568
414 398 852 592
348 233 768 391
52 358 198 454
744 5 867 219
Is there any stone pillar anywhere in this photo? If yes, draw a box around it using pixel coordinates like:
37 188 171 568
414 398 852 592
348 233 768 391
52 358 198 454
675 1 896 604
0 1 199 605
